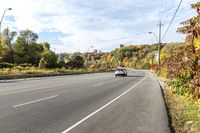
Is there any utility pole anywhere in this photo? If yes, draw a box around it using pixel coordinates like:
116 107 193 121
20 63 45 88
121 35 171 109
157 20 163 67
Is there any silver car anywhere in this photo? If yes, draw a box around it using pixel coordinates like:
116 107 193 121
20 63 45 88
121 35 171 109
115 69 127 77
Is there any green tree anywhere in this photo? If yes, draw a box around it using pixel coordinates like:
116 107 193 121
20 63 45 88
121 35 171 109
2 27 17 47
13 29 42 65
113 47 140 66
41 51 58 68
125 51 132 57
57 53 67 68
17 29 38 44
0 28 17 63
66 54 84 69
39 57 47 69
41 42 50 51
27 42 43 65
0 37 13 63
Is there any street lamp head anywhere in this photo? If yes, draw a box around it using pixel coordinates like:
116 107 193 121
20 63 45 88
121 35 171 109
7 8 12 10
148 32 153 34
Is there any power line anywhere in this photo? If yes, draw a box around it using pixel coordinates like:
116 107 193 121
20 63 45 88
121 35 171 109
162 0 183 40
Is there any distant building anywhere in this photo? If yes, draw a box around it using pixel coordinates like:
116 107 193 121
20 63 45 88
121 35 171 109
120 44 124 48
93 49 98 53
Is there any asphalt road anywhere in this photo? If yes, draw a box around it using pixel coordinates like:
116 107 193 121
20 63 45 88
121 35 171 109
0 70 171 133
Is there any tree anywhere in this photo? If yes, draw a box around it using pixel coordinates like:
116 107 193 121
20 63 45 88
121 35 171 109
18 29 38 43
113 46 140 66
27 42 43 65
106 53 112 61
0 28 17 63
72 55 84 68
2 27 17 47
177 2 200 52
39 57 47 69
41 42 50 51
57 53 67 68
41 51 58 68
161 2 200 97
122 57 129 67
13 29 41 65
176 2 200 77
125 51 132 57
66 54 84 69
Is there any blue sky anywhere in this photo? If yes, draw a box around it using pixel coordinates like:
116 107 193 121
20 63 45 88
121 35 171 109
0 0 199 53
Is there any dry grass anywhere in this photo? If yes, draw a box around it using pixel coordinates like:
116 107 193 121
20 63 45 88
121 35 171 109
0 67 114 76
164 88 200 133
150 71 200 132
0 67 84 75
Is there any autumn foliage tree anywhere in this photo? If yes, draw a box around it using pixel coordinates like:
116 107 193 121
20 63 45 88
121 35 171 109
162 2 200 98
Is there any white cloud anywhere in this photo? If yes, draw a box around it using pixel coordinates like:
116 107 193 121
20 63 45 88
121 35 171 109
0 0 199 53
57 28 132 52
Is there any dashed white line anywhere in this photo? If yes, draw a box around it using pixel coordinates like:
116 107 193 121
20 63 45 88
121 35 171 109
13 95 58 108
61 75 147 133
92 83 103 87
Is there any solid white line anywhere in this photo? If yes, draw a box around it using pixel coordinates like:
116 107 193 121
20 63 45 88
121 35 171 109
13 95 58 108
61 75 148 133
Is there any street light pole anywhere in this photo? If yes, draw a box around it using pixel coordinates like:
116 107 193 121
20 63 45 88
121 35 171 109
157 20 163 67
149 20 163 67
148 32 159 42
0 8 12 37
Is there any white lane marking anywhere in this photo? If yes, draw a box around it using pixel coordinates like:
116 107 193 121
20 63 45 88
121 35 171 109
61 75 148 133
13 95 58 108
92 83 103 87
147 72 156 81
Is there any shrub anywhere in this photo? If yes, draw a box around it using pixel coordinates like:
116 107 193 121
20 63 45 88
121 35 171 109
20 63 32 67
0 62 14 68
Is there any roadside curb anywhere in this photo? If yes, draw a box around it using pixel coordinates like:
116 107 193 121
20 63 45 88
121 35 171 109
0 71 113 83
0 72 89 82
157 78 175 133
158 80 166 90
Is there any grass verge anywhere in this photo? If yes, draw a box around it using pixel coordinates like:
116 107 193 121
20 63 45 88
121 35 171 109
164 88 200 133
0 67 114 76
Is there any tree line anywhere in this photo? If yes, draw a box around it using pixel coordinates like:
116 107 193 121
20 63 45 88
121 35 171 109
0 27 164 70
0 28 85 69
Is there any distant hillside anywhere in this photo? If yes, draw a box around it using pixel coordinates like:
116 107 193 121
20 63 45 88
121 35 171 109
82 42 183 70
